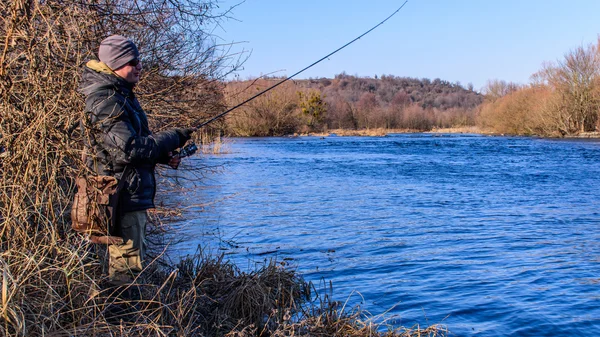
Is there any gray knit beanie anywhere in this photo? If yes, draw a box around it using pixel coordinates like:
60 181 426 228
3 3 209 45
98 35 139 70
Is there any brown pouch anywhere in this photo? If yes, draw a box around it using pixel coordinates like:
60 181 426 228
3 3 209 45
71 175 123 244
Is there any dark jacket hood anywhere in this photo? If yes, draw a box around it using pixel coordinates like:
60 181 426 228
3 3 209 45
79 60 134 97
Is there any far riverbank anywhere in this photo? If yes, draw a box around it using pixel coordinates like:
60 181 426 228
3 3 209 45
296 126 600 138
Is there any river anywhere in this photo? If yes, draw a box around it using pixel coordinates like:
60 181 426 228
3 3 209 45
171 133 600 336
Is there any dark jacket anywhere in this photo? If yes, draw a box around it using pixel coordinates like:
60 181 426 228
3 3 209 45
79 61 182 212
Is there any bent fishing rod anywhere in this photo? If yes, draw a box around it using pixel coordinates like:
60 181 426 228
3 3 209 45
192 1 408 132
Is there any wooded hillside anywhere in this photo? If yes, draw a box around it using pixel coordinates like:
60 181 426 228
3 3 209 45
225 74 483 136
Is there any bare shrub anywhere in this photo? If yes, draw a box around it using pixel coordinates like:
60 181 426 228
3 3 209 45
224 79 302 136
371 106 401 129
481 38 600 137
477 86 554 135
436 108 476 128
483 79 522 102
402 104 434 130
534 39 600 134
392 90 412 107
356 92 378 128
325 96 359 129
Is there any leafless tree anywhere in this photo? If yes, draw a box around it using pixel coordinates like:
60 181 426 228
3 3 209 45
483 79 522 102
538 39 600 134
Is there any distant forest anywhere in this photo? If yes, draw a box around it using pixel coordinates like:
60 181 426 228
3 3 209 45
224 74 483 136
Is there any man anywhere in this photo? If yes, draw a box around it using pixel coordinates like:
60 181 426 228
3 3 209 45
79 35 193 285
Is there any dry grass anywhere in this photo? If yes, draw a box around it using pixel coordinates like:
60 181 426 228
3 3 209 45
428 126 490 134
200 131 232 155
303 128 421 137
1 239 448 337
567 131 600 138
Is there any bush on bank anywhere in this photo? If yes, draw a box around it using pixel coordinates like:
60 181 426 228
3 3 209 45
478 38 600 137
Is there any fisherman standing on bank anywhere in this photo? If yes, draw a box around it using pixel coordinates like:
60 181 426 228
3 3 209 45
78 35 194 285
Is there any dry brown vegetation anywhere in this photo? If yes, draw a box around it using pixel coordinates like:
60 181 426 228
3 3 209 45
477 38 600 137
224 79 304 136
303 128 420 137
428 126 488 134
0 1 447 336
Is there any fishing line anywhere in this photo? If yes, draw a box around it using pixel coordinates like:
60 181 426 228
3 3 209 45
194 1 408 130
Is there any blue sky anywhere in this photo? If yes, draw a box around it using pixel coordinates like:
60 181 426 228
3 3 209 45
216 0 600 91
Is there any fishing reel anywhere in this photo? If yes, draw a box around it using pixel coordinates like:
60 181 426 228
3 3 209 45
176 142 198 158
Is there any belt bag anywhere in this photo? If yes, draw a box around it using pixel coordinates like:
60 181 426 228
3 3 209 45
71 168 130 244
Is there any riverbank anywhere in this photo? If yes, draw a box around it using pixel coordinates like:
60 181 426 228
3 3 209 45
298 126 600 138
297 128 416 137
1 229 448 336
297 126 490 137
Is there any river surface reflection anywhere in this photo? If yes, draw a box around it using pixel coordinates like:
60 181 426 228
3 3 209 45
171 134 600 336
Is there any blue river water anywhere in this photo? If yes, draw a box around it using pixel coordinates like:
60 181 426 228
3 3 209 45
172 133 600 336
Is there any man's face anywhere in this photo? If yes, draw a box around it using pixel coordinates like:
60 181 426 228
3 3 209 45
114 58 142 84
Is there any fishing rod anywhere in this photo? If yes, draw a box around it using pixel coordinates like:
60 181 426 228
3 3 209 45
192 1 408 132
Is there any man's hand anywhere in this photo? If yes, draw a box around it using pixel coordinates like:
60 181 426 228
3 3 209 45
167 152 181 169
174 128 195 147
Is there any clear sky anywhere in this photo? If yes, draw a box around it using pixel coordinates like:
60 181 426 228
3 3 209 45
216 0 600 91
